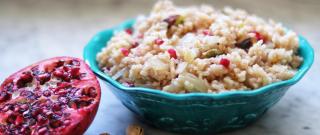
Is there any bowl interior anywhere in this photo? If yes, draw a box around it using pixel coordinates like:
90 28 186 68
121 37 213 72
83 19 314 100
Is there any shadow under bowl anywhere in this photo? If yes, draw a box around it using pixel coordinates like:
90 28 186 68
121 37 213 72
83 19 314 134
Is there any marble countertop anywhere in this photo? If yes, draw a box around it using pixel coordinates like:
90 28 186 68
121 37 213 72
0 0 319 135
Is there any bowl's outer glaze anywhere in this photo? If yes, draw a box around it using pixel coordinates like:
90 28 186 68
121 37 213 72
83 20 314 134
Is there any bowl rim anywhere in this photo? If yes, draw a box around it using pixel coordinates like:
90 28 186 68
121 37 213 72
83 19 314 100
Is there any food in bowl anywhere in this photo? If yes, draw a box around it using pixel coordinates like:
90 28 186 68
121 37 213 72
0 57 100 134
96 0 302 93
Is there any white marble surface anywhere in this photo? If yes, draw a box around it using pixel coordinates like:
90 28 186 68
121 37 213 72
0 0 319 135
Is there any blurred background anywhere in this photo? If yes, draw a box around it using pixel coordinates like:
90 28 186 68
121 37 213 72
0 0 319 135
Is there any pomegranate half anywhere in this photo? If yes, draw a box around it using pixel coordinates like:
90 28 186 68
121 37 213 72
0 57 101 135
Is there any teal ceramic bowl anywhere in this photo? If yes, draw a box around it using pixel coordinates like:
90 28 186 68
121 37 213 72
83 19 314 134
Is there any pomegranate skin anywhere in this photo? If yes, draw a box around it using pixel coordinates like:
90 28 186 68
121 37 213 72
0 57 101 135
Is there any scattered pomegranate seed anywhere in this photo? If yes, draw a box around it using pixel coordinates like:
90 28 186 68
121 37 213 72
125 28 133 35
120 48 129 56
202 29 212 36
252 31 265 43
220 58 230 68
132 42 139 48
154 38 164 45
167 49 177 59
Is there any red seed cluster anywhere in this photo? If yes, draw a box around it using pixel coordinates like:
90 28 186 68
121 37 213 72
252 31 265 43
125 28 133 35
154 38 164 45
120 48 129 56
167 49 177 59
220 58 230 68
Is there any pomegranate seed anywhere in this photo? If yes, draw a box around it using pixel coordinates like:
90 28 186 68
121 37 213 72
52 103 61 112
154 38 164 45
3 104 14 112
13 105 20 112
37 115 47 125
252 31 265 42
36 73 51 85
20 104 29 112
43 90 51 97
82 87 97 98
16 72 33 88
38 127 48 134
6 113 16 124
20 72 33 81
62 73 71 82
70 67 81 78
132 42 139 48
31 108 42 117
52 69 64 78
68 100 78 109
63 66 71 72
0 91 11 102
34 91 42 98
167 49 177 59
15 115 24 125
57 82 71 89
50 119 63 128
55 60 65 67
125 28 133 35
220 58 230 68
202 29 212 36
120 48 129 56
55 89 68 96
3 82 14 93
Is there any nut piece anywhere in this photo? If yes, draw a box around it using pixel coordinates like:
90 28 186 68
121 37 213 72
126 124 144 135
202 49 223 58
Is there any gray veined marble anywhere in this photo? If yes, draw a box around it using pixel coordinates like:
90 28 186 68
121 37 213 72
0 0 319 135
